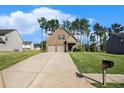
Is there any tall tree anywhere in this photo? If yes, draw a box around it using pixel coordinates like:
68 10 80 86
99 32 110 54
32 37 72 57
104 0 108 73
90 33 96 52
49 19 59 33
100 27 109 51
62 20 72 31
80 18 90 51
71 18 81 42
80 19 90 44
93 23 103 51
111 23 124 33
37 17 47 50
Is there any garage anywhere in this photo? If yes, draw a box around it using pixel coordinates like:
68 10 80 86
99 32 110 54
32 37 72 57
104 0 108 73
48 46 56 52
57 46 64 52
48 46 64 52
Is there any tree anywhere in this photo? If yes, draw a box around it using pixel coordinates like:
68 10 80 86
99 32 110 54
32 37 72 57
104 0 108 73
37 17 47 50
71 18 81 43
41 40 47 50
111 23 124 33
93 23 102 51
90 33 96 52
101 27 109 51
80 18 90 51
93 24 109 52
45 19 59 35
62 20 72 31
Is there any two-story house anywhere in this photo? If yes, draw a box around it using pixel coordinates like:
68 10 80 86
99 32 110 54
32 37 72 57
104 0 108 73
47 28 77 52
23 41 34 51
0 29 23 52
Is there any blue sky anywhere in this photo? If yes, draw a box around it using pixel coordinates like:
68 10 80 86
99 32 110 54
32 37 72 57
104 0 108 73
0 5 124 43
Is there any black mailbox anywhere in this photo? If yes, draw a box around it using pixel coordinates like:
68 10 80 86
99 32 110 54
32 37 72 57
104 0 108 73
102 60 114 69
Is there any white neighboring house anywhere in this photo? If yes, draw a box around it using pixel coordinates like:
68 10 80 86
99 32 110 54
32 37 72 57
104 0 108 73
34 45 41 50
23 41 34 51
0 29 23 52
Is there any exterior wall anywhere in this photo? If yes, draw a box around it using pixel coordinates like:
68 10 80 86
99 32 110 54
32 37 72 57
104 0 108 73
57 46 64 52
66 36 77 43
48 45 65 52
31 43 34 50
47 28 76 46
23 43 34 50
0 36 6 41
0 43 6 51
23 44 31 49
0 31 23 52
106 35 124 54
48 46 56 52
47 28 77 52
34 47 41 50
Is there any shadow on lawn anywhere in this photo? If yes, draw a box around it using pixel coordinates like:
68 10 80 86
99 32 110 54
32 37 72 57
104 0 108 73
76 72 102 84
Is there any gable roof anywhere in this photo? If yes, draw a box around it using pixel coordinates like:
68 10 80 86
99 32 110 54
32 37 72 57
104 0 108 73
55 28 77 42
112 32 124 39
23 41 32 45
0 37 5 43
0 29 23 42
0 29 16 35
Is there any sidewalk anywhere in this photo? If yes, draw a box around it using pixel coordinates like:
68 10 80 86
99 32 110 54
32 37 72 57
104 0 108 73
82 74 124 83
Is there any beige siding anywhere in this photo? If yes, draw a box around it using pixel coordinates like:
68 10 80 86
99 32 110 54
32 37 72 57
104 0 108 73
0 30 23 52
47 28 69 46
48 46 65 52
47 28 77 52
57 46 64 52
48 46 56 52
23 43 34 50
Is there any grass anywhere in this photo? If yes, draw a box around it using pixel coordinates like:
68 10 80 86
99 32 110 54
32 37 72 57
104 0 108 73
69 52 124 74
0 51 41 71
91 83 124 88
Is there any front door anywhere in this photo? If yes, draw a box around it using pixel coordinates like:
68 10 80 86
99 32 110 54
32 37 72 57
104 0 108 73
68 43 75 52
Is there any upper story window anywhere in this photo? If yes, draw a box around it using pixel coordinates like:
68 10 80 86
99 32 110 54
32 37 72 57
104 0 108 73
58 34 65 40
6 36 8 41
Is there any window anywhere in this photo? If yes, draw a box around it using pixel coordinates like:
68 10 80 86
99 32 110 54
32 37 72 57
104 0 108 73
6 36 8 41
120 39 124 44
120 39 123 42
58 34 65 40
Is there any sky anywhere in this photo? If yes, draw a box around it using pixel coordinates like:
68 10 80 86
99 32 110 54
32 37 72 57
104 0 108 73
0 5 124 43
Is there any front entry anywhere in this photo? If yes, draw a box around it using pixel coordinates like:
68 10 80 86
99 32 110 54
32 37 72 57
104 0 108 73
67 43 75 52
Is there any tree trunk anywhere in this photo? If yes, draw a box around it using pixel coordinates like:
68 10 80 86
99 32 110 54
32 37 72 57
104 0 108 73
97 36 99 52
100 36 102 51
87 35 90 52
41 28 43 51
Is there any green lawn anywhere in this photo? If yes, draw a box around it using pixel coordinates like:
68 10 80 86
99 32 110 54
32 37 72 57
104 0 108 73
91 83 124 88
0 51 41 71
69 52 124 74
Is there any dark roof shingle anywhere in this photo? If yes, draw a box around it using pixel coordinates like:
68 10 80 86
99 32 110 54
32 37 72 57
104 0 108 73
0 29 16 35
0 37 5 43
113 33 124 39
23 41 32 45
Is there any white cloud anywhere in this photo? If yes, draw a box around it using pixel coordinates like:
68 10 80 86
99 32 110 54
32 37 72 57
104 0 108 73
88 18 95 25
0 7 76 35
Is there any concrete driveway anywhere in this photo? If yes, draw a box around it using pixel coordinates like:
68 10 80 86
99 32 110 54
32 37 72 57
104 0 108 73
0 52 94 88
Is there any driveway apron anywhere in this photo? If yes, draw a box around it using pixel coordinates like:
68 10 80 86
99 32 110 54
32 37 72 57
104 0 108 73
1 52 94 88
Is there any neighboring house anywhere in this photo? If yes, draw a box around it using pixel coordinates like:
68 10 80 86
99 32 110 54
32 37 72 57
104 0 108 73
0 29 23 52
34 44 41 50
106 33 124 54
23 41 34 51
47 28 77 52
34 46 41 50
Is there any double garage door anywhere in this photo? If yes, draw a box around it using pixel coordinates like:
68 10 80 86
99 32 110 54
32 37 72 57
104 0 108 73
48 46 64 52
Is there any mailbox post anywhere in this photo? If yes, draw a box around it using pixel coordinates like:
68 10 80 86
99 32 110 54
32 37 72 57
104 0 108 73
102 67 106 86
102 60 114 86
